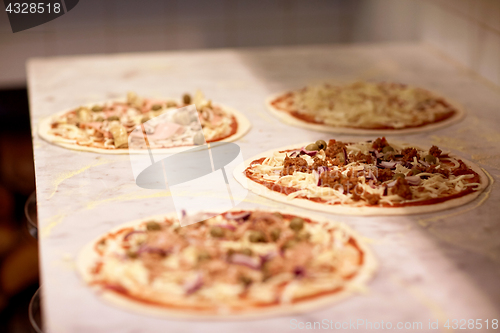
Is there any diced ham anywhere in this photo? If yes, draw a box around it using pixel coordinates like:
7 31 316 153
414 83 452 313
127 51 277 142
81 122 102 130
210 113 223 126
105 104 126 117
81 122 112 138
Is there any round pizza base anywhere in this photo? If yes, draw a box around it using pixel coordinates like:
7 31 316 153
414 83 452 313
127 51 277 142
38 100 251 155
265 89 465 135
77 209 377 320
233 141 489 216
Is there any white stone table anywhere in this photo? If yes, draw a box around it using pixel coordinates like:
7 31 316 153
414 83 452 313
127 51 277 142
28 43 500 333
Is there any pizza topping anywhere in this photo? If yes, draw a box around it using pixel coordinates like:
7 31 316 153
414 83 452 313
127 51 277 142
401 147 420 163
109 124 128 148
382 145 395 154
379 161 398 169
350 152 373 164
87 211 370 311
389 178 413 200
183 93 192 105
245 138 481 207
271 82 457 130
230 253 262 269
289 217 304 231
315 140 327 150
372 137 389 151
377 168 394 182
225 211 251 220
452 160 474 176
429 145 442 157
210 226 225 238
281 155 309 176
47 91 238 150
184 273 204 295
306 143 321 152
424 154 437 164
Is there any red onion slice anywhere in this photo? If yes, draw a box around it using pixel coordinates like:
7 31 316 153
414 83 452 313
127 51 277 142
370 150 384 159
386 179 398 187
259 251 277 263
184 273 203 295
387 175 421 187
379 161 397 169
365 169 377 181
300 147 318 156
419 160 430 167
225 211 251 220
405 175 421 185
293 266 306 278
318 166 329 174
230 254 261 270
123 230 145 241
315 166 328 186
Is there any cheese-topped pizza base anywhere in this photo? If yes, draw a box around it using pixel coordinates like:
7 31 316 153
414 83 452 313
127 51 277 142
77 209 376 319
234 139 488 216
266 82 465 135
38 92 251 154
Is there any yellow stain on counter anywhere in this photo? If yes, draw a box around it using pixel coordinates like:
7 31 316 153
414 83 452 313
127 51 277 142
256 110 276 124
390 275 448 332
471 153 500 170
430 135 469 153
84 187 280 210
41 213 66 238
49 159 111 199
86 190 172 210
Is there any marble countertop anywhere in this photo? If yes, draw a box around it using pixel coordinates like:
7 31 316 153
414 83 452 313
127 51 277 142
28 43 500 333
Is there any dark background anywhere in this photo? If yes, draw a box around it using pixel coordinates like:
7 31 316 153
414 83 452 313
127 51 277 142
0 87 38 332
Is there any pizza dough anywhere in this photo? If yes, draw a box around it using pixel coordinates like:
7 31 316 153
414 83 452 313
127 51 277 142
234 138 488 215
77 209 377 319
266 82 465 135
38 92 251 154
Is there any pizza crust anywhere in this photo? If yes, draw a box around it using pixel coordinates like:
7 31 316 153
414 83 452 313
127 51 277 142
38 100 251 154
76 209 377 320
233 141 489 216
265 89 465 135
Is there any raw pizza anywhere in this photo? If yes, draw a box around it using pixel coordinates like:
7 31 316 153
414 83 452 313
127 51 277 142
266 82 464 135
39 91 250 154
77 210 376 319
234 138 488 215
